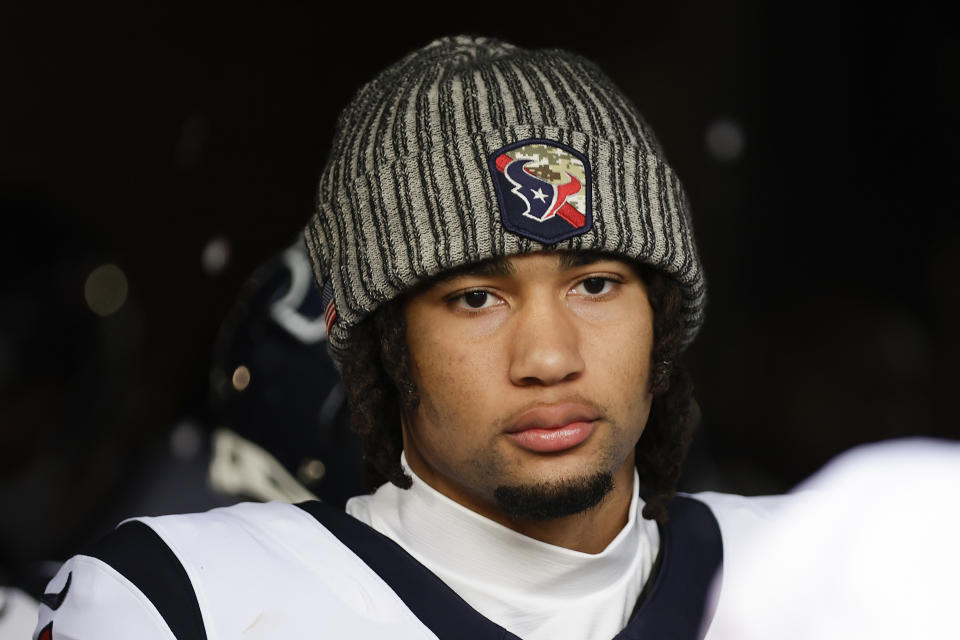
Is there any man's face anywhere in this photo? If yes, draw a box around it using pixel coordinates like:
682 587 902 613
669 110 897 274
401 251 655 524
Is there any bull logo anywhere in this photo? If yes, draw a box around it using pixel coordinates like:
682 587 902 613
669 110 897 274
489 139 592 244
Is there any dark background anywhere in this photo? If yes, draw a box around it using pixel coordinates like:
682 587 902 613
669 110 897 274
1 2 957 576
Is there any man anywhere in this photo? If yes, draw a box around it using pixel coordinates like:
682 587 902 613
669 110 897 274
35 36 781 640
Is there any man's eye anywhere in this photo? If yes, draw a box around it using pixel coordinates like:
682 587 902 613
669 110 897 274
455 290 498 310
573 277 614 296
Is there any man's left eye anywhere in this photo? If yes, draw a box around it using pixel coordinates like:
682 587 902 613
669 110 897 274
463 290 491 308
573 277 614 296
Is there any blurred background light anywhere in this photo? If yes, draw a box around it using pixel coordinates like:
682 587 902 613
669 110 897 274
201 235 231 277
169 419 203 462
231 365 251 391
83 264 128 317
705 117 745 163
297 458 326 485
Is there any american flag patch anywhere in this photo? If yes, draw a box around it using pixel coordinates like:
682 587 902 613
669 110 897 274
320 281 336 334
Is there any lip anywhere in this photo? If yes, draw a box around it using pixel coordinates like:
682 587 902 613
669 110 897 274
505 403 600 453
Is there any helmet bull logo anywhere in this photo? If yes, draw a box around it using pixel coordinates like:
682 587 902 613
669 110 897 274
502 158 584 228
489 139 592 245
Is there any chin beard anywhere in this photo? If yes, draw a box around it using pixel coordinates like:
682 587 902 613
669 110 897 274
493 471 615 521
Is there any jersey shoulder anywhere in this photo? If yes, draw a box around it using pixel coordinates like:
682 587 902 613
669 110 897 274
681 491 796 571
680 491 797 640
685 491 792 525
36 501 438 639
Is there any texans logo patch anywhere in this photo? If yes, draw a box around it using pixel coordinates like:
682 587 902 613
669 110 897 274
488 139 592 244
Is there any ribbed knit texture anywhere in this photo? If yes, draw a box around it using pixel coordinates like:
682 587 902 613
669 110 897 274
304 35 705 363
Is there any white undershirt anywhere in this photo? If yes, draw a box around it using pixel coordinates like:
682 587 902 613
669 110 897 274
346 456 660 640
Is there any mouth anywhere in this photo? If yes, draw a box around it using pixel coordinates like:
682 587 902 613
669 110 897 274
504 403 600 453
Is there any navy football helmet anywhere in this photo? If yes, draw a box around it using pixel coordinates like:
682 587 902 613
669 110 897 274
208 239 363 507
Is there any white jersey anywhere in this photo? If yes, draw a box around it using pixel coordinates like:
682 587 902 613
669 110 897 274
34 492 784 640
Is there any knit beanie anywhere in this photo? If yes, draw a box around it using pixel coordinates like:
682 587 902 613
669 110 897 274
304 35 705 364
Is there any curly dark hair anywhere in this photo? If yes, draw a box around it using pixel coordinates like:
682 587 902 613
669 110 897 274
340 258 694 523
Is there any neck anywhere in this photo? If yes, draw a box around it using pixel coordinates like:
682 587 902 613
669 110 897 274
404 452 636 554
346 459 659 640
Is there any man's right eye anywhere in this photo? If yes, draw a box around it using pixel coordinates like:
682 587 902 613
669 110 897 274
452 290 500 310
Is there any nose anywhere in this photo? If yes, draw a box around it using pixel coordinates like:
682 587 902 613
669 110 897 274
508 297 585 386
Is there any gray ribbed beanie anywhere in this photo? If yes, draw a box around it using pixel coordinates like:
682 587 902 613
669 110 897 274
305 35 705 363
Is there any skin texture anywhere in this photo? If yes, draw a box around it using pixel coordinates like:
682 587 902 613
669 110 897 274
401 252 655 553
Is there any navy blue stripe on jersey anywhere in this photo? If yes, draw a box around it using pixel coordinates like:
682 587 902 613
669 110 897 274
614 495 723 640
40 571 72 610
297 500 521 640
84 521 207 640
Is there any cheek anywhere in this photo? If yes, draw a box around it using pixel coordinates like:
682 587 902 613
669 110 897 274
413 334 477 390
408 331 502 430
585 321 654 426
595 323 652 383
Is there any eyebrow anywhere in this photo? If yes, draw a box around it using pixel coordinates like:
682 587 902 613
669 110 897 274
447 258 516 279
429 251 613 287
557 251 608 270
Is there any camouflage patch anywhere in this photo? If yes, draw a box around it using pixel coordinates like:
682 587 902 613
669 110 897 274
488 139 592 244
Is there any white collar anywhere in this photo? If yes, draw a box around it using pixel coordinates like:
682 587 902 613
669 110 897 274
346 456 660 639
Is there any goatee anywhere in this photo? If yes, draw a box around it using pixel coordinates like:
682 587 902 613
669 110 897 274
493 471 614 521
